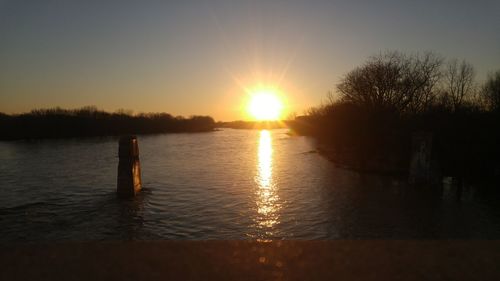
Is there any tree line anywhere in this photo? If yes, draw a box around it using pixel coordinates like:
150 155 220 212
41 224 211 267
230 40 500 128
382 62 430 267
216 120 286 130
0 106 215 140
291 51 500 178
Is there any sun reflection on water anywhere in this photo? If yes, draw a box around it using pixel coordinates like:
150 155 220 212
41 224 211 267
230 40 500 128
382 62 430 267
254 130 280 235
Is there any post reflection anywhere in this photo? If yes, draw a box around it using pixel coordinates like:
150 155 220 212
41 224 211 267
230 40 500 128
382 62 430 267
254 130 280 235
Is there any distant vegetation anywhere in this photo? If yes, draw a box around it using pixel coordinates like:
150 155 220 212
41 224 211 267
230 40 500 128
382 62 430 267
216 120 287 130
290 51 500 178
0 106 215 140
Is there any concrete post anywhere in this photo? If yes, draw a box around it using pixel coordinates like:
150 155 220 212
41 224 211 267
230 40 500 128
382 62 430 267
117 136 142 197
409 132 433 185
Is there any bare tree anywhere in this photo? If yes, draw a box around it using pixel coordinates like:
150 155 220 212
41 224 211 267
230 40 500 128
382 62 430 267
481 70 500 112
326 90 337 105
404 52 443 113
336 51 443 114
337 51 405 112
443 59 476 111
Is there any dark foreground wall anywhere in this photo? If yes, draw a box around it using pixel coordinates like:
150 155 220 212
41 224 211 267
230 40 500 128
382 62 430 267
1 241 499 281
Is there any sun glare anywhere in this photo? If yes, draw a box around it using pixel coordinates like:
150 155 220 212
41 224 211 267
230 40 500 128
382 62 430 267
248 90 284 121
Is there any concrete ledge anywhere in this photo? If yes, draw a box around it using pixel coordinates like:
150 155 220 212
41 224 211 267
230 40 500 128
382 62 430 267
1 241 499 281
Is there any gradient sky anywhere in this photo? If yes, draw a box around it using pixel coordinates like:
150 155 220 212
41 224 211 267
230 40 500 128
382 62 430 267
1 0 499 121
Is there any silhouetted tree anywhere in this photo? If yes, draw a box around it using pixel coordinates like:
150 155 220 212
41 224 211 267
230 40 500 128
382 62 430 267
482 70 500 112
0 106 215 140
289 51 500 178
442 59 476 111
337 51 443 115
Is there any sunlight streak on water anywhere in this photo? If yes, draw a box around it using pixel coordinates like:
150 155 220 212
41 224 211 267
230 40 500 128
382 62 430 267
254 130 281 235
1 129 499 242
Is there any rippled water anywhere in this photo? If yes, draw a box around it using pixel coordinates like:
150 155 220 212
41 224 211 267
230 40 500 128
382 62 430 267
1 129 499 242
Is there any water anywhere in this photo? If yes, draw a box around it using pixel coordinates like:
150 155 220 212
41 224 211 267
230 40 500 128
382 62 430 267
1 129 499 242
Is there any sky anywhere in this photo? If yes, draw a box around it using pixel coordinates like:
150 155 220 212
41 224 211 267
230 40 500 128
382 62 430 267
1 0 499 121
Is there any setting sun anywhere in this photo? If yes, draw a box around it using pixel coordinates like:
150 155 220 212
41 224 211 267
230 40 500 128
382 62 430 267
248 90 284 121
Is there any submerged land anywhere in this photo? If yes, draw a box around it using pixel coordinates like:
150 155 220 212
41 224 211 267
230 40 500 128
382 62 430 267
288 51 500 180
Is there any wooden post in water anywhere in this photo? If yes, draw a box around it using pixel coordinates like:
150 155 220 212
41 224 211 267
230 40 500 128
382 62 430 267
117 136 142 197
409 132 433 185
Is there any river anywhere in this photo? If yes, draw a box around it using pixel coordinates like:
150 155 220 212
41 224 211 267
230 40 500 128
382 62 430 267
1 129 499 242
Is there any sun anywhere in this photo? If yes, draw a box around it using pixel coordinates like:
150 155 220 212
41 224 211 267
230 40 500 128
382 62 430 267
248 90 284 121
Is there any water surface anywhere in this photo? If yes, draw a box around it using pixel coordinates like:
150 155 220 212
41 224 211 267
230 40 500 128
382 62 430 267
1 129 499 242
